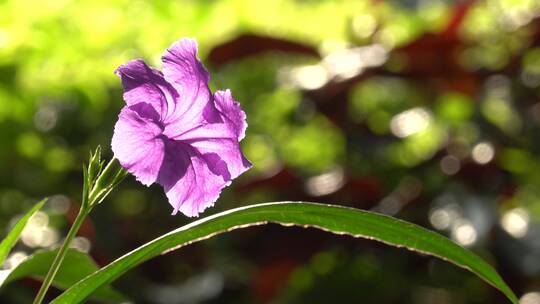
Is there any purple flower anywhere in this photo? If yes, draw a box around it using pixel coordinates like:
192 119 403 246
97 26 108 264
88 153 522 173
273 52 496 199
111 38 252 217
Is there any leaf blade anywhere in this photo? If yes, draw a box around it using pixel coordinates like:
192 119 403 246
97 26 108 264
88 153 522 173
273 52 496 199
0 198 47 265
2 249 125 302
52 202 518 304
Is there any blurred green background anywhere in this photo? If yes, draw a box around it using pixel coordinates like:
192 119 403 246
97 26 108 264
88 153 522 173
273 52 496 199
1 0 540 303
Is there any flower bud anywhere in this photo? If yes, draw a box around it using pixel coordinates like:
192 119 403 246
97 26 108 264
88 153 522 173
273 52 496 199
87 146 103 186
89 158 127 206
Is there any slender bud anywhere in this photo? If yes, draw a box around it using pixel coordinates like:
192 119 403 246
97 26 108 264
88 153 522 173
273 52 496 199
89 158 127 206
87 146 103 186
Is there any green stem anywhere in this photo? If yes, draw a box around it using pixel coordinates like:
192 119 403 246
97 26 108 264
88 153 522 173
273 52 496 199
32 203 91 304
33 153 124 303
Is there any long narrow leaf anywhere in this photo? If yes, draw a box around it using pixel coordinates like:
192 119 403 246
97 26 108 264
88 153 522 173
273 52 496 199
52 202 518 304
0 198 47 265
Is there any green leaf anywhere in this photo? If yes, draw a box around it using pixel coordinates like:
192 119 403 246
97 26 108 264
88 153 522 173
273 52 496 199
0 198 47 265
2 249 125 302
52 202 518 304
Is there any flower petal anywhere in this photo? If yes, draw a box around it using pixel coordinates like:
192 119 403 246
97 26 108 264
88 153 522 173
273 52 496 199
114 37 253 217
214 89 247 140
162 90 248 142
115 59 177 121
111 106 165 186
161 38 213 126
156 140 227 217
162 90 251 186
187 138 252 181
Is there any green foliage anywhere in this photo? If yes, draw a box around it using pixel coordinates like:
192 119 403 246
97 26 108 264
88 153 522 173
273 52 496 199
52 202 516 304
349 77 423 135
1 0 539 302
2 249 124 302
435 92 474 125
0 199 46 265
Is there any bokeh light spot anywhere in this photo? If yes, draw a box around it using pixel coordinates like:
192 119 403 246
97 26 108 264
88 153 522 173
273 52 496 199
501 208 529 238
472 142 495 165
